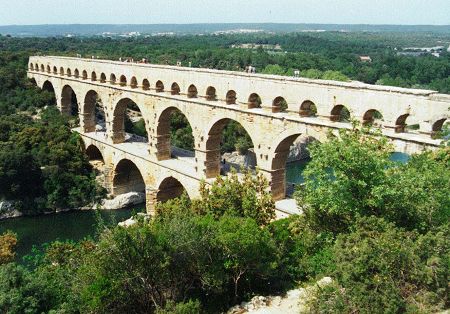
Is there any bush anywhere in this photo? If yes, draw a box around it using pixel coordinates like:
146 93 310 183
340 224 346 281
0 231 17 264
306 217 449 313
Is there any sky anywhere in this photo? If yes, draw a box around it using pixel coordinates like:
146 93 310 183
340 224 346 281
0 0 449 25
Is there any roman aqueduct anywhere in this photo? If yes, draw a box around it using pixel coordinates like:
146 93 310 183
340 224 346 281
28 56 449 213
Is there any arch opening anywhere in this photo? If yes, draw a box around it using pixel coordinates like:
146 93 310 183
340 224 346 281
113 159 145 197
206 86 217 101
91 71 97 81
155 80 164 92
59 67 64 76
74 69 80 78
171 82 180 95
82 90 105 133
431 118 448 139
85 145 105 174
34 63 39 71
248 93 262 109
119 75 127 87
40 64 45 72
46 65 51 73
53 66 57 74
29 63 34 71
395 114 410 133
130 76 138 88
61 85 79 118
226 90 237 105
155 107 195 161
187 84 198 98
142 79 150 91
205 119 255 178
66 68 72 77
82 70 88 80
330 105 351 122
362 109 384 127
110 73 116 84
112 98 148 144
42 80 57 107
299 100 317 117
271 134 318 200
100 73 106 83
157 177 187 203
272 96 288 113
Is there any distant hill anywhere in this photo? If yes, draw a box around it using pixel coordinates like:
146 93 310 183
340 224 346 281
1 23 450 37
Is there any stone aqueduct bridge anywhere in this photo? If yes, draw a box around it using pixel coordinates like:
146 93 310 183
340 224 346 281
28 56 449 213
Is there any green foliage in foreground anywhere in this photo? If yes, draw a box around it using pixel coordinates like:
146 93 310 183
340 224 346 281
305 217 449 314
296 125 450 234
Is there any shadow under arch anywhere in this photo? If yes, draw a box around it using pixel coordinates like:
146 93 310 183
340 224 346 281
155 106 195 160
82 90 104 133
42 80 57 107
157 176 188 203
86 144 105 163
111 97 149 144
61 84 79 116
205 118 256 178
112 159 146 196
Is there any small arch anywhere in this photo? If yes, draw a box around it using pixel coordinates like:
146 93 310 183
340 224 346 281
130 76 138 88
272 96 288 113
110 73 116 84
91 71 97 81
66 68 72 77
187 84 198 98
113 159 145 196
206 86 217 101
53 66 57 74
362 109 384 126
86 145 105 164
248 93 262 109
299 100 317 117
142 79 150 91
171 82 180 95
41 64 45 72
119 75 127 87
29 63 34 71
431 118 448 138
46 65 51 73
59 67 65 76
330 105 351 122
74 69 80 78
82 70 88 80
35 63 39 71
225 90 237 105
100 73 106 83
155 80 164 92
157 177 187 203
395 114 409 133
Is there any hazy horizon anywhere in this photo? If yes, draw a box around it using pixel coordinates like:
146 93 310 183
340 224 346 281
1 0 449 26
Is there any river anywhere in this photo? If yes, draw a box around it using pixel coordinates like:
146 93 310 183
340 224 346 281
1 152 409 262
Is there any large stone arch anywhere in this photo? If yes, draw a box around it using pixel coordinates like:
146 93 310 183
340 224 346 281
154 106 196 160
156 176 188 203
81 90 103 133
42 80 57 107
60 84 79 116
203 117 257 178
85 144 105 164
112 158 146 196
111 97 149 144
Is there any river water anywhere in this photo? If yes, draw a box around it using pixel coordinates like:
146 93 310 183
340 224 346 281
1 152 409 262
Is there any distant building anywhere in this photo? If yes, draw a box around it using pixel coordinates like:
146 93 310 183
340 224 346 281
359 56 372 62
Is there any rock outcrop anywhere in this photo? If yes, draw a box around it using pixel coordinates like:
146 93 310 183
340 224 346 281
0 201 22 220
100 192 145 210
227 277 332 314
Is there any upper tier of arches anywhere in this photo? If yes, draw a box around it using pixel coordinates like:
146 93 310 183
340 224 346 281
29 61 449 136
